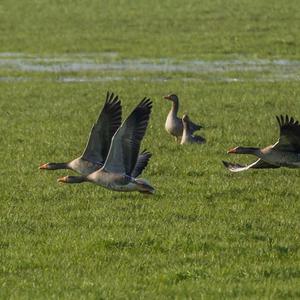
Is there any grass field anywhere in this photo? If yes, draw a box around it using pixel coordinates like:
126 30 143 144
1 0 300 299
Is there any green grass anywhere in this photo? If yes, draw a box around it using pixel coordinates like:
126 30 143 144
0 0 300 59
1 0 300 299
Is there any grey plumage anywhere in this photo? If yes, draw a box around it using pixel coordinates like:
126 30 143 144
58 97 154 194
222 159 279 172
40 92 151 178
81 91 122 165
103 98 152 175
164 94 203 141
131 150 152 178
223 115 300 172
181 114 205 145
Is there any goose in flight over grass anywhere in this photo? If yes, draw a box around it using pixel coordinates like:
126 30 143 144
223 115 300 172
39 92 151 177
164 94 202 142
58 98 155 194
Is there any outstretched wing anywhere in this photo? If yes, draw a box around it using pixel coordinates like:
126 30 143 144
189 120 203 133
274 115 300 152
193 134 206 144
81 92 122 164
102 98 152 175
131 150 152 178
222 159 279 172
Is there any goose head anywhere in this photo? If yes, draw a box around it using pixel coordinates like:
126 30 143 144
227 146 259 155
57 175 86 184
182 114 190 122
182 114 190 128
39 162 67 170
164 94 179 103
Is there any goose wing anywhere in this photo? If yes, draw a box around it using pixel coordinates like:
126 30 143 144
102 98 152 175
193 134 206 144
189 119 203 132
222 159 279 172
81 92 122 165
274 115 300 152
131 150 152 178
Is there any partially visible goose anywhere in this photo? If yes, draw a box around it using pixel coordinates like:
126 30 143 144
223 115 300 172
181 114 206 145
164 94 202 141
39 92 151 177
58 98 155 194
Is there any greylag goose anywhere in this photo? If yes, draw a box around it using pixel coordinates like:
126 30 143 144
223 115 300 172
39 92 151 178
164 94 202 141
181 114 206 145
57 98 155 194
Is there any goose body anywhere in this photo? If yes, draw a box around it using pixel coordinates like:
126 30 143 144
66 158 101 176
58 98 154 194
84 171 152 193
66 151 152 176
164 94 202 141
223 115 300 172
259 147 300 167
40 92 151 177
181 114 206 145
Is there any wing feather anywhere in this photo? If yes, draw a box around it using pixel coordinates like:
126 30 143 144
275 115 300 152
189 120 202 133
131 150 152 178
81 92 122 164
192 134 206 144
102 98 152 175
222 159 279 172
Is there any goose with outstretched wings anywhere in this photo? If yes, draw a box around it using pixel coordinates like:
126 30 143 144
40 92 152 178
58 98 155 194
223 115 300 172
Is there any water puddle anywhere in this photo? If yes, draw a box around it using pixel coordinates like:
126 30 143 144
0 52 300 82
0 76 31 82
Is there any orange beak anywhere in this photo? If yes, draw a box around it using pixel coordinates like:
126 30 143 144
164 95 171 100
39 163 48 169
227 148 237 154
57 176 67 183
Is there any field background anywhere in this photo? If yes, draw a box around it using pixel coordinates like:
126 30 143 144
1 0 300 298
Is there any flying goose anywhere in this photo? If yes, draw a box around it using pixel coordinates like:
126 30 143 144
223 115 300 172
164 94 202 142
39 92 151 178
181 114 206 145
57 98 155 194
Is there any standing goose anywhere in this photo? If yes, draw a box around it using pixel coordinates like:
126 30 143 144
223 115 300 172
58 98 155 194
164 94 202 142
39 92 151 177
181 114 206 145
